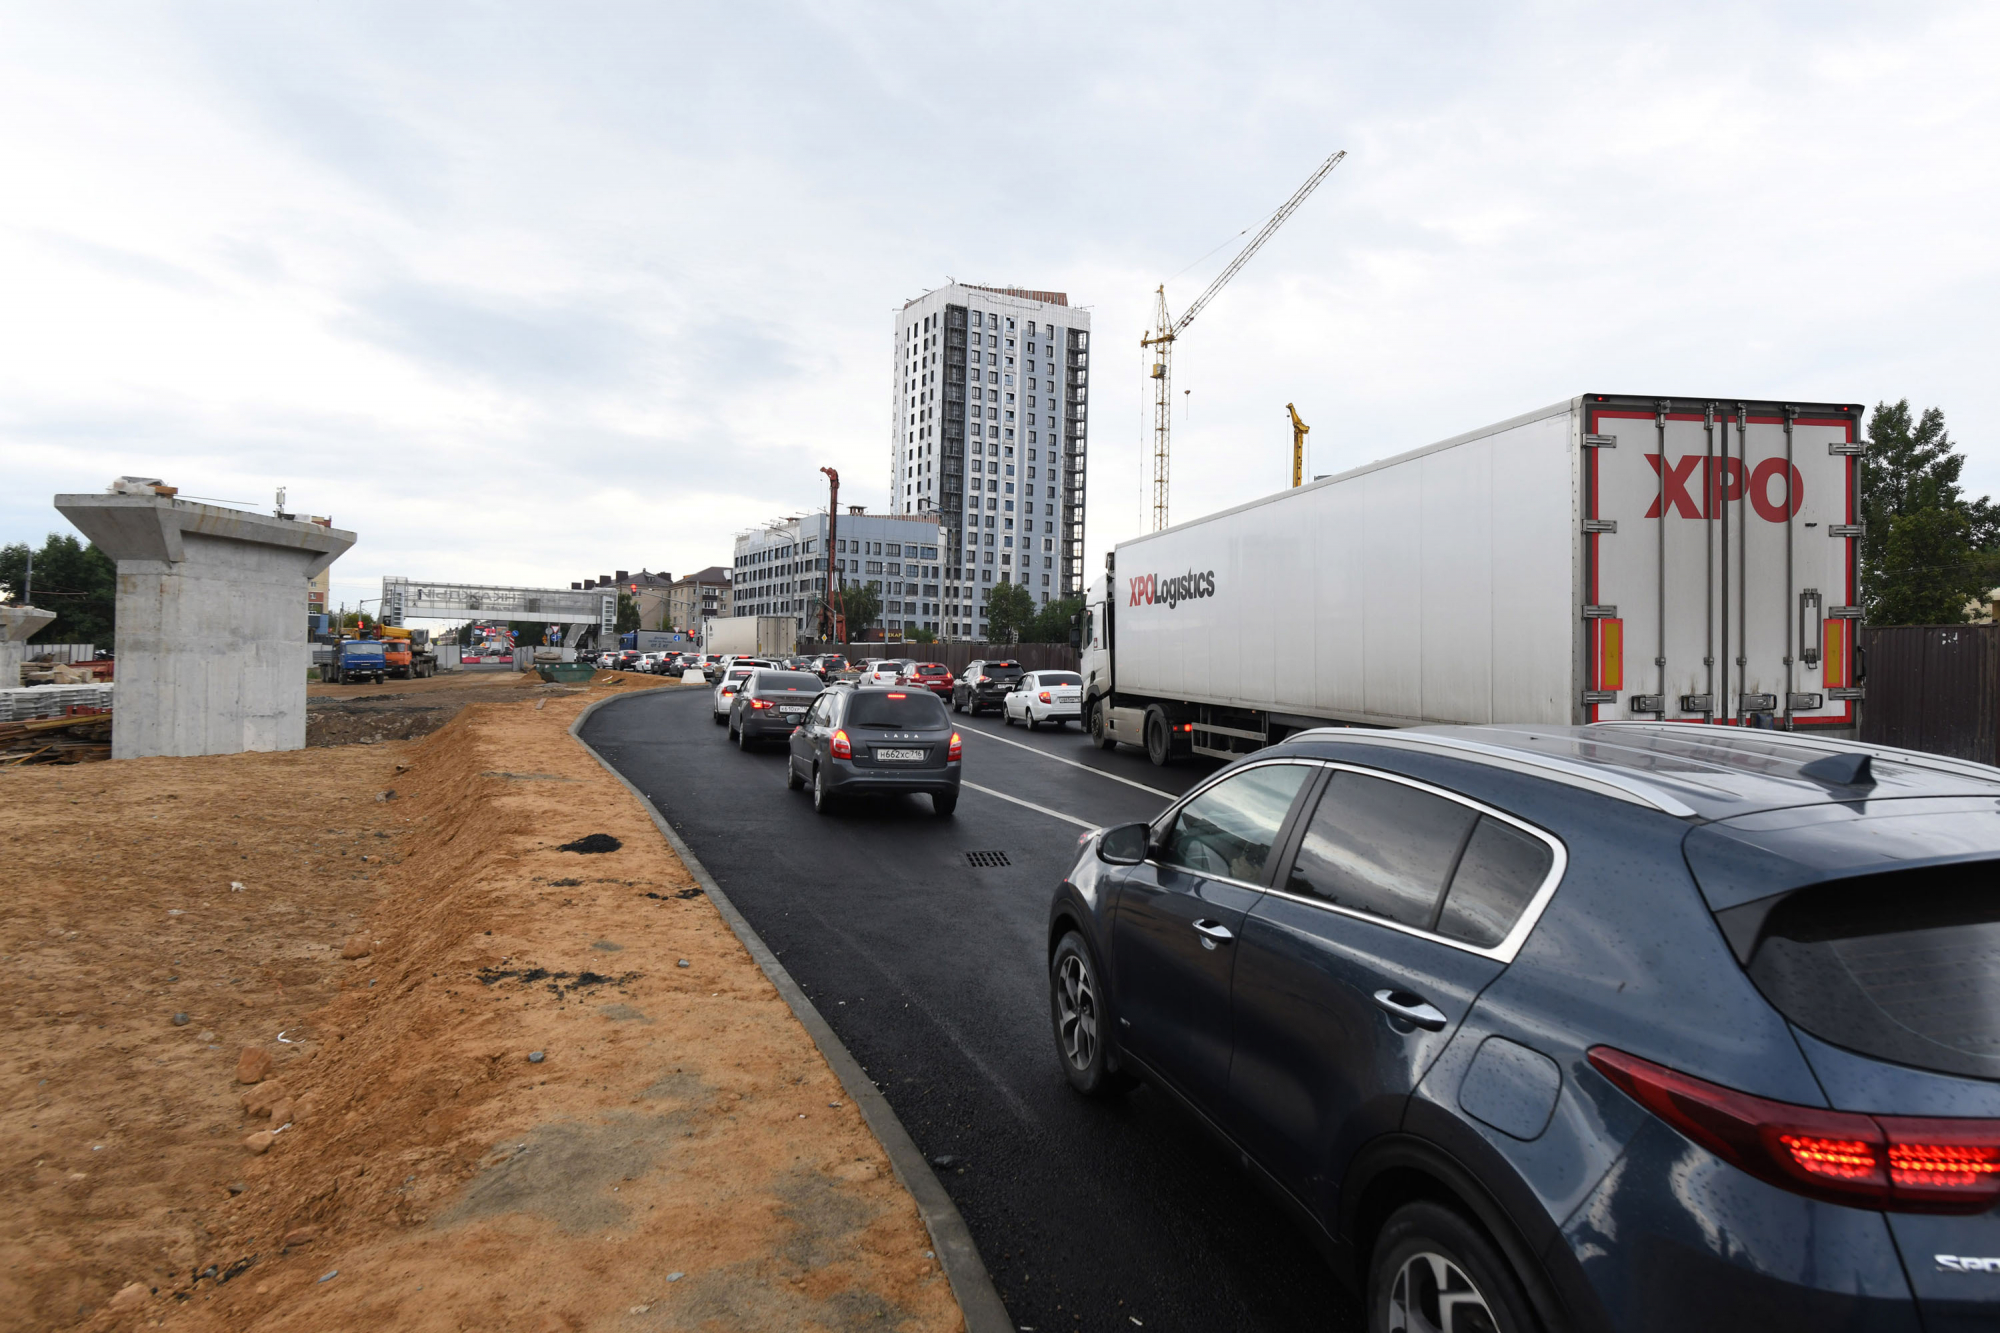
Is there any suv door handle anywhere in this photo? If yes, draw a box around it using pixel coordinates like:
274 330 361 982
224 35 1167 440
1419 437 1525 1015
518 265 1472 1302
1192 919 1234 950
1372 989 1448 1031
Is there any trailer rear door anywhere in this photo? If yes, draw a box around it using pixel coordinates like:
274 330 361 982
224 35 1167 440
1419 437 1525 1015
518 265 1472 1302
1582 396 1861 728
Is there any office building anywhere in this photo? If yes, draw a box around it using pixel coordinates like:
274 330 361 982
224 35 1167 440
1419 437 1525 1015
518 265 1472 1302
733 507 945 642
892 283 1089 639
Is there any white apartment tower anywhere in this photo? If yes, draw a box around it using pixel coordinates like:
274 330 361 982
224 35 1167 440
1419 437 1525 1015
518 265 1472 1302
892 283 1090 640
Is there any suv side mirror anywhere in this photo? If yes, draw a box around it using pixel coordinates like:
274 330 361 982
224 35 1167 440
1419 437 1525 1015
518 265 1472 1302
1098 823 1151 866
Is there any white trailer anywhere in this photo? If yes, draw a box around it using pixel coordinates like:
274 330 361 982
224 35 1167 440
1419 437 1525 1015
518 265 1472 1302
1081 394 1865 764
703 615 797 658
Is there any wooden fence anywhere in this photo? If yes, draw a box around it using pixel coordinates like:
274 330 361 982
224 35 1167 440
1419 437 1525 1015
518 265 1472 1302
1858 624 2000 764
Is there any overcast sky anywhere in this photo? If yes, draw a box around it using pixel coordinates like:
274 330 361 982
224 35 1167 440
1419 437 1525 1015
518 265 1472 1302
2 2 1995 615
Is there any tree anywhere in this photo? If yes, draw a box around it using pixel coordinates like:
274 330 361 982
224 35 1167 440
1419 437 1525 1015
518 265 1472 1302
1024 596 1084 644
615 593 640 633
983 581 1037 644
0 533 117 644
837 580 881 641
1861 400 1996 624
908 625 937 644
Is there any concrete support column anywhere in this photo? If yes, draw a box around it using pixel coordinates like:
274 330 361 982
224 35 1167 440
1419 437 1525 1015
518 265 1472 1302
53 495 356 759
0 605 58 689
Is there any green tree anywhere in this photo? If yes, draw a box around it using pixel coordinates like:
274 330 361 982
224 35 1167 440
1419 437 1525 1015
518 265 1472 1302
1024 596 1084 644
1861 400 1996 624
615 593 640 633
837 580 881 640
908 625 937 644
983 581 1037 643
0 533 117 644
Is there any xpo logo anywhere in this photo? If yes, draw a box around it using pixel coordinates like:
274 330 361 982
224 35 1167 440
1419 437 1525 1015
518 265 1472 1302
1643 453 1804 522
1129 569 1216 609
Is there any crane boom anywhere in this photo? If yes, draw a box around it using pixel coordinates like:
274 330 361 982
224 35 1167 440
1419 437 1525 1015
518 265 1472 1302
1141 149 1346 531
1176 150 1346 337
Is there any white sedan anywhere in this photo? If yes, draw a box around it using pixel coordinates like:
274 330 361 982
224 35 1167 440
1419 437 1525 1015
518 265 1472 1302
711 660 774 723
1002 670 1084 730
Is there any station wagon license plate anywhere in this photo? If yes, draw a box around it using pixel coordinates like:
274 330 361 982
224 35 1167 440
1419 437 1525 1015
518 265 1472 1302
875 748 925 763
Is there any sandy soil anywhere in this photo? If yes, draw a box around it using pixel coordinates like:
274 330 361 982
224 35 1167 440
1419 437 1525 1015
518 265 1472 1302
303 667 631 747
2 674 962 1333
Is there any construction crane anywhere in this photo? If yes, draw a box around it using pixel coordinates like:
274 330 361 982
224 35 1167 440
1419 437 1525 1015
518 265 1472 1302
1141 149 1346 531
1288 402 1310 488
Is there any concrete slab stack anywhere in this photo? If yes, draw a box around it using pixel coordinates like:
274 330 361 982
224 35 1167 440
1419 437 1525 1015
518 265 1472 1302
53 493 356 759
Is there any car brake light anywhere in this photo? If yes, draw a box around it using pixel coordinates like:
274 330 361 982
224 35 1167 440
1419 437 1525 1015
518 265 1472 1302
830 729 852 759
887 692 907 698
1588 1046 2000 1213
749 698 772 709
948 732 961 761
1039 691 1052 704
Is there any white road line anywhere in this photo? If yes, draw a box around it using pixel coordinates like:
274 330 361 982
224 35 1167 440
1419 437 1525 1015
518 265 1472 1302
957 724 1177 798
960 780 1096 829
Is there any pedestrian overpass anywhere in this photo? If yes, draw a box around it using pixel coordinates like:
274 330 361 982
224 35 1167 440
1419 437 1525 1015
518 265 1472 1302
379 577 616 641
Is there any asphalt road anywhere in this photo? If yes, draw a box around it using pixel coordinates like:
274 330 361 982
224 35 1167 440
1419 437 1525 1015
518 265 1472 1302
582 685 1361 1332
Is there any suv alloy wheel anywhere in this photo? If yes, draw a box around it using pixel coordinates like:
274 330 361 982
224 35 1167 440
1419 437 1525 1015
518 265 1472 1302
1369 1201 1538 1333
1050 934 1131 1097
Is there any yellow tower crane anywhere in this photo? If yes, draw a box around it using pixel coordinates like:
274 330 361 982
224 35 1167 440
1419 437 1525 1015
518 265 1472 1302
1288 402 1310 488
1140 149 1346 531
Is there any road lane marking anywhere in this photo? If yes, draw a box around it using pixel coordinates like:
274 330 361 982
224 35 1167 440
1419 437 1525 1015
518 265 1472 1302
961 780 1096 829
957 725 1176 798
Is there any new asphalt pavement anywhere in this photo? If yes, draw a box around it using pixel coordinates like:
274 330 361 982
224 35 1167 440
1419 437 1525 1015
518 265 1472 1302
581 683 1359 1332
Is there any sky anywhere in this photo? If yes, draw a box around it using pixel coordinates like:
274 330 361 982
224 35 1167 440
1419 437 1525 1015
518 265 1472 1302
2 2 1996 617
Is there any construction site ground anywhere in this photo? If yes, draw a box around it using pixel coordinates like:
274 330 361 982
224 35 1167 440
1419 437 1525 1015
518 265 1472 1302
304 665 541 747
2 668 963 1332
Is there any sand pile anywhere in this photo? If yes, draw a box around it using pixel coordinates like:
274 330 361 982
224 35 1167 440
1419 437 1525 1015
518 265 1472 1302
2 678 961 1332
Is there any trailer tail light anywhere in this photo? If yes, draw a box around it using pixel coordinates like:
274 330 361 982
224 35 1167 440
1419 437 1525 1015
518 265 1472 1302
1588 1047 2000 1213
948 732 962 762
830 729 852 759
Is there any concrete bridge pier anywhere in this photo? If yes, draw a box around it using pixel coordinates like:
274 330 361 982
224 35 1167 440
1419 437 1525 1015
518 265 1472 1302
1 604 58 689
53 493 356 759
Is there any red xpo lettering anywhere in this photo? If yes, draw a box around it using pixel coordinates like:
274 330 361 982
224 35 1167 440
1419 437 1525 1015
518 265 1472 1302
1643 454 1802 522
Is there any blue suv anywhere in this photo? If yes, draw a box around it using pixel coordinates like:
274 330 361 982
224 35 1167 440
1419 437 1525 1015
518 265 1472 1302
1048 723 2000 1332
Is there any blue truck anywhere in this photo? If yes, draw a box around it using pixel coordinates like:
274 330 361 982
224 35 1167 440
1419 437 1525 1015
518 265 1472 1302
321 638 388 685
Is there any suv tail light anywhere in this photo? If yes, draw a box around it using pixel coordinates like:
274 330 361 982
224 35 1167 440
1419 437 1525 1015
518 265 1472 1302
948 732 961 762
830 729 852 760
1589 1047 2000 1213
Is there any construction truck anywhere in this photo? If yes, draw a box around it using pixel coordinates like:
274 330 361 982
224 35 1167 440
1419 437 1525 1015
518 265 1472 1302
323 639 388 685
378 626 438 679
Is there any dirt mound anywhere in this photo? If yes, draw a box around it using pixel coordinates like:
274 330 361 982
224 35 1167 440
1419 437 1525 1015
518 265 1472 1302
2 682 960 1332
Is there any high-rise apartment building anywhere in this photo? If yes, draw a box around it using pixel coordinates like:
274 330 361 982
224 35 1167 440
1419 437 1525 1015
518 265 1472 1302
892 283 1089 640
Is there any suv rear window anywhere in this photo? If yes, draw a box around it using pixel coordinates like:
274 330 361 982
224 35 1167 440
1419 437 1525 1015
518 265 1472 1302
1723 864 2000 1080
845 691 949 728
983 664 1023 679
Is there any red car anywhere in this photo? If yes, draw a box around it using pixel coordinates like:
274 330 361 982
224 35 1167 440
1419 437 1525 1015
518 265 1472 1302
902 662 955 698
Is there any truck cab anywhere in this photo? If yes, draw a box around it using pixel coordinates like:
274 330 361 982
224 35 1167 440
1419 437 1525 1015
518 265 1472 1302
324 638 387 685
1079 573 1113 737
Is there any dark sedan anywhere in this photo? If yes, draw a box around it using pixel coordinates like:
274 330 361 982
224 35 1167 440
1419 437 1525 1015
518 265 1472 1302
1049 723 2000 1333
951 658 1022 716
727 669 824 749
787 685 960 816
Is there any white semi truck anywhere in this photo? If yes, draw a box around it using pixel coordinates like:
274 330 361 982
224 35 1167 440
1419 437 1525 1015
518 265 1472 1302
703 614 797 658
1080 393 1866 765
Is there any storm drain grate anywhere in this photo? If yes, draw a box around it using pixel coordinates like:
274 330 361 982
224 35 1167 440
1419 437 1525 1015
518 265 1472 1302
966 850 1012 868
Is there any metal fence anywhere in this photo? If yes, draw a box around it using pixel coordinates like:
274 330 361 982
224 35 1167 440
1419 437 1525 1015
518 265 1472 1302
806 642 1078 673
1858 624 2000 764
21 643 96 664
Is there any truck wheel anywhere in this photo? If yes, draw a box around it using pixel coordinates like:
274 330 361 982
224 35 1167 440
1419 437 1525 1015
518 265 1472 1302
1145 709 1172 767
1090 700 1117 751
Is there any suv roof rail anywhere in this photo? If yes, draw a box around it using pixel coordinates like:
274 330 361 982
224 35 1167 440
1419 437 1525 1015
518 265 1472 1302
1584 720 2000 786
1287 727 1699 818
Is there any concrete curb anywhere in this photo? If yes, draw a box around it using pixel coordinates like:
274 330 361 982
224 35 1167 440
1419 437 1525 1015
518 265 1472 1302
568 687 1014 1333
